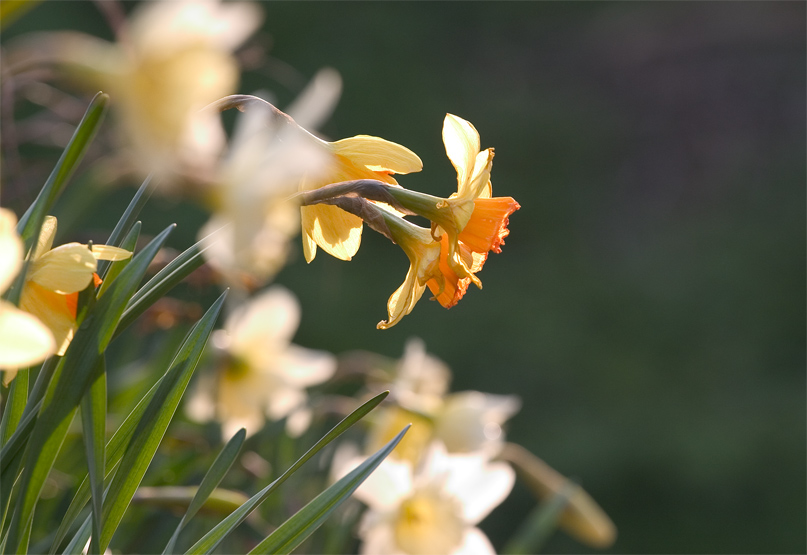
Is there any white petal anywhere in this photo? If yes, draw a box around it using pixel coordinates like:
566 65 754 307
348 456 413 511
452 527 497 555
275 344 336 387
434 391 521 454
443 457 515 525
226 286 300 360
265 384 306 420
91 244 132 261
359 517 402 555
0 302 56 369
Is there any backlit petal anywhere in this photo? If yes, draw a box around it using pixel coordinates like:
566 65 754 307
331 136 422 175
443 114 480 192
91 244 133 261
33 215 58 260
378 264 426 330
19 282 76 356
453 527 497 555
27 243 96 294
0 301 56 369
301 204 362 261
0 209 22 294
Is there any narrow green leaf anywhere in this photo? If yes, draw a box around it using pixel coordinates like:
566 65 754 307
99 291 227 552
16 93 109 250
4 225 173 554
98 174 154 279
163 429 246 555
249 425 410 555
0 356 58 477
98 222 140 298
0 370 28 447
79 360 106 555
184 391 390 555
134 487 248 516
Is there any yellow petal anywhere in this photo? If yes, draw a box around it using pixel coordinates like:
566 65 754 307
19 282 75 356
32 215 58 260
0 208 22 294
331 135 422 175
0 301 56 370
302 228 318 263
443 114 480 193
91 244 133 261
300 204 362 261
462 148 494 200
27 243 96 294
378 264 426 330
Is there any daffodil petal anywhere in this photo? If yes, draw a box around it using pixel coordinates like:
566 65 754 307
0 208 22 294
276 345 336 387
453 528 497 555
302 204 362 261
91 244 133 261
0 301 56 370
378 264 426 330
33 215 58 260
27 243 96 294
443 114 480 193
226 286 301 358
331 135 422 175
18 282 75 356
463 148 494 200
302 228 318 263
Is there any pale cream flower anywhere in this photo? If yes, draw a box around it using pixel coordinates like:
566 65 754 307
186 286 336 439
352 443 515 555
199 70 341 290
19 216 131 357
366 339 519 464
0 209 56 383
10 0 261 187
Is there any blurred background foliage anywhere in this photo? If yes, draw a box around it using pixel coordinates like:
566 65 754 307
2 1 804 553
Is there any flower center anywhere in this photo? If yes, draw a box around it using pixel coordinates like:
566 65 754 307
393 489 464 555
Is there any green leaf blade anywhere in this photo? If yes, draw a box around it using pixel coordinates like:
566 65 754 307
248 425 410 555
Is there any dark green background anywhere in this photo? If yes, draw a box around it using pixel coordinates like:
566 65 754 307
3 2 805 553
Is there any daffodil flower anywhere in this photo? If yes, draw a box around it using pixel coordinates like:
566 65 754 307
0 209 56 384
351 443 515 555
19 216 132 356
185 286 336 439
300 134 422 263
383 114 520 290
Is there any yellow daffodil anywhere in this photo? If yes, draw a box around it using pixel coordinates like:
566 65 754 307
384 114 519 292
185 286 336 439
19 216 132 356
300 134 422 263
347 443 515 555
0 209 56 384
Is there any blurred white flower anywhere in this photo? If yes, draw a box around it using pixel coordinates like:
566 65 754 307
366 338 520 464
0 208 56 384
9 0 261 187
199 69 342 290
433 391 521 456
185 286 335 439
351 443 515 555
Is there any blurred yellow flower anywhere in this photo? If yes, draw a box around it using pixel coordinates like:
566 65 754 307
300 133 422 263
19 216 131 356
186 286 336 439
351 443 515 555
0 209 56 384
